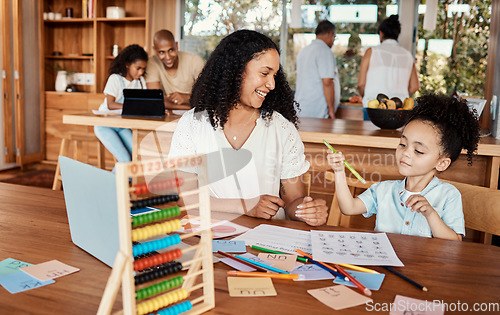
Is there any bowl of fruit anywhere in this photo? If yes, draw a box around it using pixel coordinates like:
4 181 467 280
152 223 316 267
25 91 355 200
366 94 414 129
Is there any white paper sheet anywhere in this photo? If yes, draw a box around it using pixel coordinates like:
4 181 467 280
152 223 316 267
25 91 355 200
92 109 122 116
311 231 404 266
232 224 312 254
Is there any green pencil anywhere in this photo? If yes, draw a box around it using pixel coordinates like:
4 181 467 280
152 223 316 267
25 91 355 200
251 245 308 262
323 139 366 184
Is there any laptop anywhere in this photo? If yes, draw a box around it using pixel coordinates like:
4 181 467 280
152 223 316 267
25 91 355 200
121 88 165 118
59 156 120 267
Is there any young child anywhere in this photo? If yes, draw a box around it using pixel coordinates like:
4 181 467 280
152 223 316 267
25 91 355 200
327 94 480 241
94 44 148 162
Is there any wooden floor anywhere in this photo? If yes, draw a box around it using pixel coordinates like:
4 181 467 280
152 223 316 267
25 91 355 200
0 162 56 181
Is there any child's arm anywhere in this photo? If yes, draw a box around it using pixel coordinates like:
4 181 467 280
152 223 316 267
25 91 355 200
105 95 123 110
405 195 462 241
327 151 367 215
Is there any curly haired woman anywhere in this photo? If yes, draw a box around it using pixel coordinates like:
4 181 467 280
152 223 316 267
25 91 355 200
168 30 328 226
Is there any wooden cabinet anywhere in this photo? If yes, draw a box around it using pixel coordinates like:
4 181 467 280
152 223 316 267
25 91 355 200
42 0 151 93
41 0 152 165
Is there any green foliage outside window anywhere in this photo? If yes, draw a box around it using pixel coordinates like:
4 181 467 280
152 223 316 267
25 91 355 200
416 0 490 97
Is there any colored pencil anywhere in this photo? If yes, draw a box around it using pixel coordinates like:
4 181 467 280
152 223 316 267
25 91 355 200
303 256 348 281
295 249 345 279
337 263 379 274
234 254 290 274
217 251 268 272
227 271 301 280
323 139 366 184
382 266 428 292
333 263 372 296
251 245 308 262
296 249 372 297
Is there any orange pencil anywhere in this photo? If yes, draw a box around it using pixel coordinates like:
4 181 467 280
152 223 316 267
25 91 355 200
296 249 372 297
333 263 372 296
227 271 302 280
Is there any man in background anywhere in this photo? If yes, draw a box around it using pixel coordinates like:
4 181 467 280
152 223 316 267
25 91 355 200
295 20 340 119
146 30 204 109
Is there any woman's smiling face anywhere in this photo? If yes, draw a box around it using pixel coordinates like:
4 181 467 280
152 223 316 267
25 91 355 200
238 49 280 109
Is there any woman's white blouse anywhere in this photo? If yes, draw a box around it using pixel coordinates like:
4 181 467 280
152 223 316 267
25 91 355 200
362 39 415 107
168 109 310 201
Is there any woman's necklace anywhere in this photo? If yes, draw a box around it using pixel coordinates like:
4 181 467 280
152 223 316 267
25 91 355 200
227 110 259 141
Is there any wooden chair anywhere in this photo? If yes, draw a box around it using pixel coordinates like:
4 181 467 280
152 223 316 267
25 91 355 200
52 131 106 190
444 180 500 244
324 171 374 227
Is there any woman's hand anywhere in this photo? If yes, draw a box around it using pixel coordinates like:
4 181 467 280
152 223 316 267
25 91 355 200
246 195 285 219
295 196 328 226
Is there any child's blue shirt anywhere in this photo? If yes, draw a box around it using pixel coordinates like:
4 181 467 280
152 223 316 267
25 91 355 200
357 176 465 238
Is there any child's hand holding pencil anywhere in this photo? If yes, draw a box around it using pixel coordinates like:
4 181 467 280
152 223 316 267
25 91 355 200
327 151 347 175
323 139 366 184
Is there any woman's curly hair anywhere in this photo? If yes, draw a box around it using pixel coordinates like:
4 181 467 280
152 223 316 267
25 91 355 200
190 30 299 128
408 93 480 165
109 44 148 77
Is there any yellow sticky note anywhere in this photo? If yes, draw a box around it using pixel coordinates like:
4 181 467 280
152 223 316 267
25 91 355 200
257 253 297 272
227 277 277 297
307 285 372 310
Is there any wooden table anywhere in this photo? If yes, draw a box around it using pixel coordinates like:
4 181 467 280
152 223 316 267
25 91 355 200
64 114 500 188
63 113 180 162
1 183 500 314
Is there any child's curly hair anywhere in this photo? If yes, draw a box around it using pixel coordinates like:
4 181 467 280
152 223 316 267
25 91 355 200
190 30 299 128
109 44 148 77
408 94 480 165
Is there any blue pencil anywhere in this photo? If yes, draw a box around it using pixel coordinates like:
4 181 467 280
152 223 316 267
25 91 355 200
233 255 290 274
304 256 348 281
382 266 428 292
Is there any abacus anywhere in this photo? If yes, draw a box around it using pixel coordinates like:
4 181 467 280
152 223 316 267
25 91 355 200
97 155 214 315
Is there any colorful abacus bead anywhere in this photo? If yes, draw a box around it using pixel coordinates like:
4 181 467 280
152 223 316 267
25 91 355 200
134 261 183 285
131 194 179 210
132 234 181 257
134 177 184 196
134 249 182 271
132 206 181 227
156 301 193 315
132 220 182 242
136 288 188 315
135 276 184 300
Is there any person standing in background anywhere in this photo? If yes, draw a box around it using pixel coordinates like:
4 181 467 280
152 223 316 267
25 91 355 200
146 30 204 109
358 15 419 120
295 20 340 119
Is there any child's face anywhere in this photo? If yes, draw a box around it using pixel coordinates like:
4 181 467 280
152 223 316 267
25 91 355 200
126 60 147 81
396 120 451 177
238 49 280 110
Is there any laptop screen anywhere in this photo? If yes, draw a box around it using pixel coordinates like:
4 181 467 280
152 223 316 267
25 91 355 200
59 156 120 267
122 88 165 118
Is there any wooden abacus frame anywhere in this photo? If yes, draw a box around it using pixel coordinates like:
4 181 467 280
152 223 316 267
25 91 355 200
97 155 215 315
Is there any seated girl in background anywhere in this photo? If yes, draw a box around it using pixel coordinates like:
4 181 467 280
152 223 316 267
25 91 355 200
327 94 480 240
94 44 148 162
